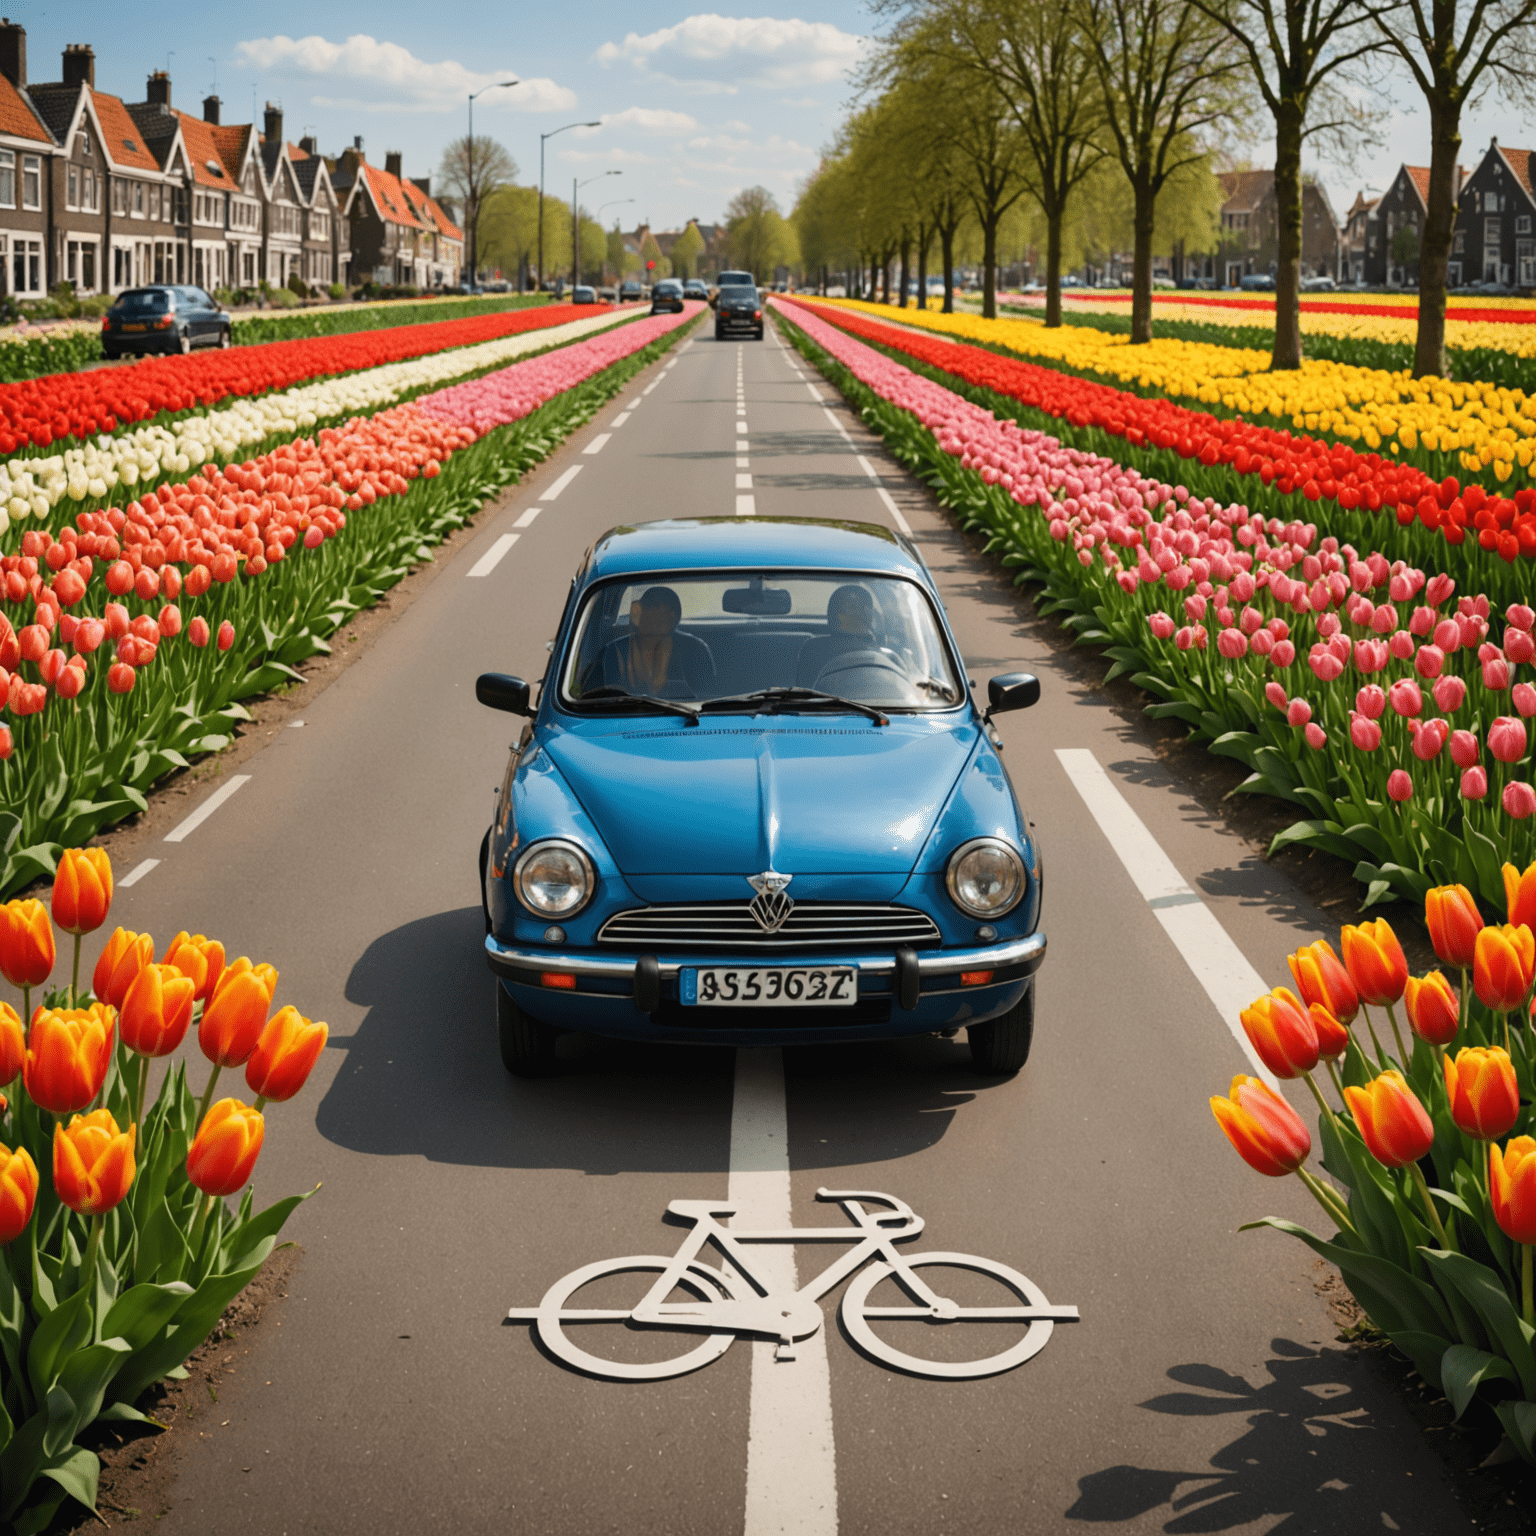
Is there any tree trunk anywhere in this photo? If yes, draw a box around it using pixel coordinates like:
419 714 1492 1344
982 214 999 320
1415 98 1460 379
1271 100 1305 370
941 223 956 313
1130 182 1155 344
1045 210 1063 328
898 232 911 309
881 254 891 305
916 223 928 313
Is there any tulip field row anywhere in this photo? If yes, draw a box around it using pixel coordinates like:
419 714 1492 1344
772 296 1536 914
835 298 1536 492
0 303 703 896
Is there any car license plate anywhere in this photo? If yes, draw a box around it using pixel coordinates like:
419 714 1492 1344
681 967 857 1007
122 323 146 332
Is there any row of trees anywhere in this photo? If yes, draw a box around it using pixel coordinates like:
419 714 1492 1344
796 0 1536 377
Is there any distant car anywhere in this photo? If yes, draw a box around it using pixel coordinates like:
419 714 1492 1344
1461 279 1515 296
1300 274 1337 292
1060 275 1083 288
573 285 598 305
102 285 230 358
715 283 763 340
650 279 685 314
1239 273 1276 291
713 270 754 292
683 279 709 301
619 280 644 303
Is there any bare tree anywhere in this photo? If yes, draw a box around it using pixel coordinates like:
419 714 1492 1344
1081 0 1247 342
438 135 518 282
1373 0 1536 377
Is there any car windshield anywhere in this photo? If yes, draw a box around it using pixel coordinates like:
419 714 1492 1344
559 571 964 713
115 290 171 313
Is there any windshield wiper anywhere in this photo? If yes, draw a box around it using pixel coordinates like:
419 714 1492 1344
698 687 888 726
574 686 700 725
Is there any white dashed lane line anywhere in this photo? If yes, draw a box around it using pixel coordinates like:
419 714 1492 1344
583 434 612 456
542 465 583 500
877 489 913 536
612 412 632 428
467 533 521 578
735 474 753 489
736 495 756 517
119 858 160 888
735 422 748 436
163 775 252 845
513 507 542 529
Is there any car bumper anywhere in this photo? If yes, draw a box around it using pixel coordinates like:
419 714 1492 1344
485 930 1045 1045
716 313 761 330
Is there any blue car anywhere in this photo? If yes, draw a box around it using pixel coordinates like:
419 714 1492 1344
477 518 1046 1076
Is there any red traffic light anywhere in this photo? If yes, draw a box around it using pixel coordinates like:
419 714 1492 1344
646 260 656 269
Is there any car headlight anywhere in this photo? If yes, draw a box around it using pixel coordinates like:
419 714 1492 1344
514 839 594 916
945 838 1025 918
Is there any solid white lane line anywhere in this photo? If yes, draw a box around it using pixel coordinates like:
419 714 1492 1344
543 465 583 500
164 775 252 844
877 489 913 535
732 1049 838 1536
854 454 879 482
467 532 520 578
583 434 612 455
736 495 757 516
822 409 851 442
736 473 753 489
513 507 543 529
805 383 824 401
1054 748 1277 1086
612 411 632 427
119 858 159 888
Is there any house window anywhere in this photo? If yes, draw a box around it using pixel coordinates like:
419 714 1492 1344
20 156 39 210
174 189 187 224
134 182 143 214
243 249 255 283
1520 216 1532 235
1455 230 1465 253
10 237 40 294
67 165 78 209
112 178 125 215
1486 218 1502 242
0 150 12 208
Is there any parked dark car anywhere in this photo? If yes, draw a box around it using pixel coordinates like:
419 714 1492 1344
683 279 709 301
102 286 231 358
1239 273 1276 292
716 283 763 340
573 285 598 305
650 279 685 314
619 280 644 303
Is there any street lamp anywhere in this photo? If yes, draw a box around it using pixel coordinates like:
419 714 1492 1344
539 121 601 293
572 171 619 290
595 197 633 287
467 78 519 288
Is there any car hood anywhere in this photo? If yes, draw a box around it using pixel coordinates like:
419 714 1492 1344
543 716 974 875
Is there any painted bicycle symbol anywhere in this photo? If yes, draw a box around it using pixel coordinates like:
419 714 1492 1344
506 1188 1079 1381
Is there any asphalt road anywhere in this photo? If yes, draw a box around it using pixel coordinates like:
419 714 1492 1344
98 311 1472 1533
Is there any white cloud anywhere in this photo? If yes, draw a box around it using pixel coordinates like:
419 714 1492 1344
237 34 576 113
577 107 699 137
595 14 866 91
556 146 662 167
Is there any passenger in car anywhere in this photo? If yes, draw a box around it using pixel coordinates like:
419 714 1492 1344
796 584 879 686
604 586 716 698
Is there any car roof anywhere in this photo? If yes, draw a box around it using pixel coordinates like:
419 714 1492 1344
582 517 928 585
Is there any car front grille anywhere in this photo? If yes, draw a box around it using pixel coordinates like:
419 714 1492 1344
597 902 941 950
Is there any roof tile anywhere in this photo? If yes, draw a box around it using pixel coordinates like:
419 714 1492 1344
91 89 161 171
0 76 50 144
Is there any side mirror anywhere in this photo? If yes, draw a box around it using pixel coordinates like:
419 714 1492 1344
476 673 532 716
986 673 1040 716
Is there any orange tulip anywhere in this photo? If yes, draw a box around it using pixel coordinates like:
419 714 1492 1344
0 1142 37 1242
161 931 225 1004
197 960 276 1069
1344 1070 1435 1168
1404 971 1460 1046
92 926 154 1010
0 1001 20 1087
186 1099 264 1197
1504 862 1536 932
1287 939 1359 1024
1489 1136 1536 1245
23 1004 115 1114
1474 924 1536 1012
119 963 196 1058
51 847 112 936
52 1109 135 1215
1239 987 1320 1079
1444 1047 1521 1140
0 899 54 990
245 1007 328 1102
1427 883 1485 969
1211 1074 1311 1176
1307 1003 1351 1061
1340 920 1409 1007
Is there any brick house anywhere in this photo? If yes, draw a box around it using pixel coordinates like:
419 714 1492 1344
1450 140 1536 289
1363 163 1466 288
331 143 458 289
399 175 460 289
287 137 348 290
1341 191 1378 285
0 23 50 299
1206 168 1343 286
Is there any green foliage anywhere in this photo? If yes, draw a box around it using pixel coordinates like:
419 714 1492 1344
1392 222 1421 268
266 288 300 309
285 272 307 299
231 293 547 346
0 334 103 384
725 187 800 281
328 283 346 301
669 222 705 280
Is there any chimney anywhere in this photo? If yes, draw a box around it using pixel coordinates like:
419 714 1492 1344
299 135 318 156
353 135 363 153
61 42 93 90
411 175 430 198
263 101 283 144
203 94 220 125
146 70 170 108
385 150 403 180
0 18 25 88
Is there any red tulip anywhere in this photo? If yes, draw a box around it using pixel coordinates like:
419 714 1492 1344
24 1004 115 1114
1344 1070 1435 1169
186 1099 265 1197
1287 939 1359 1024
1239 987 1319 1079
0 899 54 989
53 1109 135 1216
1490 1137 1536 1245
1474 924 1536 1011
92 925 154 1010
245 1006 328 1101
52 847 112 936
1403 971 1459 1045
1340 920 1408 1007
0 1001 21 1086
0 1143 37 1242
1444 1047 1520 1140
1210 1074 1311 1176
119 962 196 1058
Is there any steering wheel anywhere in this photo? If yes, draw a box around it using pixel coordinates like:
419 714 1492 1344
814 650 921 705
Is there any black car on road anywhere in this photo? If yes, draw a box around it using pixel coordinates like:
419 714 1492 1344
619 280 644 303
683 279 709 301
715 282 763 340
102 286 231 358
650 279 685 314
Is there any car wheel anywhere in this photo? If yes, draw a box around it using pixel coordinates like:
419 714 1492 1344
218 327 231 349
715 326 724 340
497 982 560 1078
101 346 119 361
176 331 191 355
478 828 492 936
754 328 764 340
967 979 1034 1076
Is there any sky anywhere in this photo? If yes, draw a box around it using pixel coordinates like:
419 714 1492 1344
16 3 1536 239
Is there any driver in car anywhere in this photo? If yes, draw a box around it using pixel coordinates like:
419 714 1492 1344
603 586 715 699
796 584 880 687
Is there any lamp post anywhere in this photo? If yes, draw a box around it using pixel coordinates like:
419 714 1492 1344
466 78 519 289
595 197 633 288
572 171 619 290
538 121 601 293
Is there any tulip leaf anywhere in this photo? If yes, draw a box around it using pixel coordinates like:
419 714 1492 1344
33 1445 98 1522
221 1188 313 1274
1441 1343 1517 1420
1420 1249 1536 1400
1494 1400 1536 1464
25 1288 88 1408
46 1340 131 1455
99 1282 193 1354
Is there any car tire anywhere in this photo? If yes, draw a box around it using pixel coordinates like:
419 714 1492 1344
967 979 1034 1075
478 828 492 936
497 982 561 1078
754 328 764 340
715 326 724 340
101 346 119 361
176 331 191 355
218 327 231 349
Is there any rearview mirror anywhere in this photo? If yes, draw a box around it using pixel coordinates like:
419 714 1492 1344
476 673 532 715
722 581 792 615
986 673 1040 715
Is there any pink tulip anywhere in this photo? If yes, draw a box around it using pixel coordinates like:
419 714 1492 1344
1309 648 1345 682
1350 714 1382 751
1504 781 1536 820
187 616 210 648
1148 612 1175 640
1389 631 1415 661
1435 618 1462 652
1265 682 1288 712
1250 629 1275 656
1409 605 1437 636
1356 685 1386 720
1515 682 1536 718
217 621 235 653
1305 723 1327 750
1463 766 1489 800
1450 730 1480 767
1485 657 1512 691
1355 639 1389 673
1509 603 1535 630
1387 679 1423 718
1217 628 1248 659
1287 699 1312 727
1489 716 1528 765
1185 594 1208 623
1507 629 1536 665
1434 675 1467 714
1411 718 1449 761
1414 644 1445 680
1426 573 1456 607
1387 769 1413 802
1272 639 1296 667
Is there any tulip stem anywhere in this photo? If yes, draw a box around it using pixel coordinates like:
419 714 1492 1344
187 1191 217 1265
1524 1245 1533 1329
1326 1059 1346 1100
20 985 28 1025
1408 1161 1454 1250
78 1212 103 1299
1459 968 1471 1041
1296 1167 1356 1236
133 1053 149 1135
1500 1010 1511 1056
1302 1070 1337 1123
252 1095 266 1114
195 1065 222 1129
1360 1004 1389 1068
1383 1002 1409 1066
69 934 80 1008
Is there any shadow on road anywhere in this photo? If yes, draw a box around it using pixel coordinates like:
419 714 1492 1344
1067 1339 1423 1532
316 904 999 1174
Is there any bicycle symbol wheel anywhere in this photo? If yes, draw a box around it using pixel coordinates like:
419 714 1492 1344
840 1251 1077 1379
530 1255 742 1381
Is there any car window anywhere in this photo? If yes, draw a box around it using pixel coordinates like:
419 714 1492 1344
116 290 171 313
559 571 964 711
